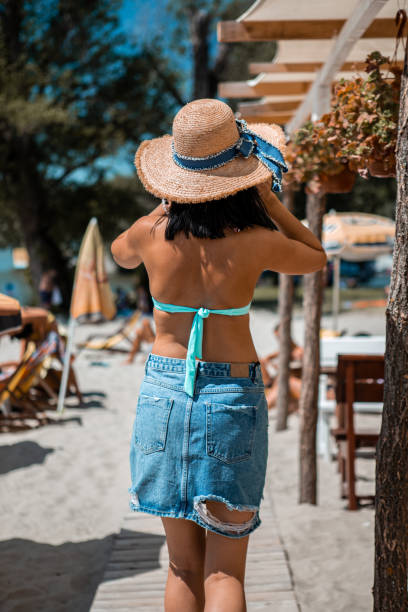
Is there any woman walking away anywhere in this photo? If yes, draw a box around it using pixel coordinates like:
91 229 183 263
111 99 327 612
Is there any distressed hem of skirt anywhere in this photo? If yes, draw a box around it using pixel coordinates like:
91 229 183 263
129 491 261 540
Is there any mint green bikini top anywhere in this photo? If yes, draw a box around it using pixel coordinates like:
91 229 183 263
152 296 251 397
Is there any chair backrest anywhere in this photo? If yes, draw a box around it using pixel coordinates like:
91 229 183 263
0 333 60 403
321 336 385 367
336 354 385 404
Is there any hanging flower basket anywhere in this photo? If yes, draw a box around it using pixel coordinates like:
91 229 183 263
306 165 356 195
288 52 401 187
320 166 356 194
367 152 396 178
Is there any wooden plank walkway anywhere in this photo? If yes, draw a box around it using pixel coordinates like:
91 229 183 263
91 492 299 611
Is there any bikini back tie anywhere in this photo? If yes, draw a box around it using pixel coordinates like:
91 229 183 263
152 297 251 397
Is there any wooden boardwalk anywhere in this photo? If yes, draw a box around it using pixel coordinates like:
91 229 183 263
91 491 299 611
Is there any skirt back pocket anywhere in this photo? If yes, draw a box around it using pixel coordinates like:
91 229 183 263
205 401 257 464
135 394 173 454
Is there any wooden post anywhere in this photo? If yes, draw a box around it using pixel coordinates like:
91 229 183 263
332 255 341 332
276 187 295 432
373 38 408 612
298 191 326 504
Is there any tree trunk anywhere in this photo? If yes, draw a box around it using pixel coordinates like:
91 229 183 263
189 10 211 100
298 192 326 505
11 138 72 306
15 197 72 307
276 187 295 431
373 41 408 612
189 9 230 101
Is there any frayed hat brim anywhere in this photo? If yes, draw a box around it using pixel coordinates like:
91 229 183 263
135 123 287 204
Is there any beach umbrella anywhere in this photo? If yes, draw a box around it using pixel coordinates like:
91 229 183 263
303 211 395 330
57 218 116 413
0 293 22 337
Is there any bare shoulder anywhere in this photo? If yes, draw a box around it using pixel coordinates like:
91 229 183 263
126 213 163 244
249 226 327 275
111 213 162 269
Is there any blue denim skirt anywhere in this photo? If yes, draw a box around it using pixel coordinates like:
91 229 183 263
129 353 269 539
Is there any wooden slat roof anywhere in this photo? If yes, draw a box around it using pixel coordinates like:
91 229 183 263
237 0 398 21
217 0 405 129
218 0 404 41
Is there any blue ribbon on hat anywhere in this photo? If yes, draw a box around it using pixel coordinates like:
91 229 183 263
171 118 288 192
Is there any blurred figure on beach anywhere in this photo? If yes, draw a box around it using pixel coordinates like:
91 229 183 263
124 285 156 364
115 287 133 316
260 323 303 412
38 269 63 309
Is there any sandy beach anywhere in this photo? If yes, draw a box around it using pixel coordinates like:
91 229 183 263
0 306 385 611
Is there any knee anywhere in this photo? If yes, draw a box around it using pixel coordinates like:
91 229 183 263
204 569 246 590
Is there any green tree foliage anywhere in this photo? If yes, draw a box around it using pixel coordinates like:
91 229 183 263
0 0 179 302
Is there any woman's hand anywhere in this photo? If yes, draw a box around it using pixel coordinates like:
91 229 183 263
256 178 273 203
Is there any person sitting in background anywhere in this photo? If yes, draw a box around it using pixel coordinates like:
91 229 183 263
39 270 57 309
123 285 156 364
260 323 303 412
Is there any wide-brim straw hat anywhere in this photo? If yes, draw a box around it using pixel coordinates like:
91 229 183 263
135 98 287 204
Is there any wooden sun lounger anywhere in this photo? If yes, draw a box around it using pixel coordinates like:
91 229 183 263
77 311 141 350
0 331 82 431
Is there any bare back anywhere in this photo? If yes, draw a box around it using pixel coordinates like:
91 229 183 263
111 190 327 363
141 216 268 363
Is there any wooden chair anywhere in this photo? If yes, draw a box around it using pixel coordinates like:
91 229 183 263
0 330 82 422
330 354 384 510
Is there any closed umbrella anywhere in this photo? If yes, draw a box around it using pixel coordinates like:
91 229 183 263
57 218 116 413
0 294 22 337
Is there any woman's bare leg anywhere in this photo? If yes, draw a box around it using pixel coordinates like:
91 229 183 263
204 501 253 612
161 517 206 612
259 357 273 387
124 320 155 364
265 381 278 409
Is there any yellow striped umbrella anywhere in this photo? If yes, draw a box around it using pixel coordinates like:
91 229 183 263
58 218 116 413
302 211 395 331
324 212 394 330
322 211 395 262
70 218 116 322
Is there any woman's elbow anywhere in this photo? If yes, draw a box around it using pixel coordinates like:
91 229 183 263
110 239 122 265
319 249 328 269
309 249 328 273
110 240 142 269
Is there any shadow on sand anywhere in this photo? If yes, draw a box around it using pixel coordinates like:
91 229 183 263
0 441 54 475
0 529 166 612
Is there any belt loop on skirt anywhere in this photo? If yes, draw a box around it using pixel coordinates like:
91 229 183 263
144 354 151 375
251 361 260 384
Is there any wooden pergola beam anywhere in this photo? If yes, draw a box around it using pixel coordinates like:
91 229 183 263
218 19 402 42
219 81 312 98
288 0 391 131
249 60 403 74
239 113 294 124
239 100 300 112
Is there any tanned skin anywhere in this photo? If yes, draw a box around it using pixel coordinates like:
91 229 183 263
111 180 327 612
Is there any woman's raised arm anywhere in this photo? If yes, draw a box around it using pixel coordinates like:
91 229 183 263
256 182 327 275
